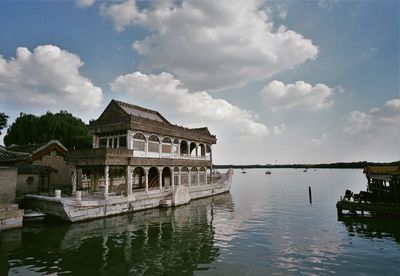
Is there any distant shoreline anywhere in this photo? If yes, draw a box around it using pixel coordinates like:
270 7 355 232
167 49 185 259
214 161 400 169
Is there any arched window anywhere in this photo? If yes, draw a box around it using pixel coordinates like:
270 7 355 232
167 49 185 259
190 142 197 157
132 133 146 151
148 135 160 152
180 140 189 156
162 137 172 153
199 144 206 157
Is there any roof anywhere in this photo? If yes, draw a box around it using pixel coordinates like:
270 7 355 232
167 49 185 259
364 166 400 176
16 164 57 174
8 140 67 155
90 99 217 143
1 140 67 165
114 100 170 123
0 147 30 166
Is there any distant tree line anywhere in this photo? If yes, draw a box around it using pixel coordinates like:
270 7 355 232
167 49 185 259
3 111 92 149
215 161 400 169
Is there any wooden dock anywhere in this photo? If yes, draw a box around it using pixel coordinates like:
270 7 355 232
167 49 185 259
337 200 400 218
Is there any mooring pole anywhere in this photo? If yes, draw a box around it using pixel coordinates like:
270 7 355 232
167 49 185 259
309 186 312 204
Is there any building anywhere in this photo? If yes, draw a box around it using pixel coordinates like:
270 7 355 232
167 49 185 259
67 99 217 197
25 100 233 222
1 141 70 200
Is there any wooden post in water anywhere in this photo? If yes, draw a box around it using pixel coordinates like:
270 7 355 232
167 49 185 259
309 186 312 204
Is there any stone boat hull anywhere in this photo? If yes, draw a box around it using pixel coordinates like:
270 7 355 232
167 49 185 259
25 170 233 222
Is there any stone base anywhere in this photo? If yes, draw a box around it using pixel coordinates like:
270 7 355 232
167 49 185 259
0 204 24 231
160 199 172 207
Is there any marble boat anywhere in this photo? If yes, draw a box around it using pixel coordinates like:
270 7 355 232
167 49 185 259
25 100 233 222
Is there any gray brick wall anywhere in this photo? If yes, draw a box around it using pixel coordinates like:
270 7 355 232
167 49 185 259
0 167 18 203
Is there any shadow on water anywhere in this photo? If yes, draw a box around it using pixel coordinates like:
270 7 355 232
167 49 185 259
0 193 235 275
338 217 400 243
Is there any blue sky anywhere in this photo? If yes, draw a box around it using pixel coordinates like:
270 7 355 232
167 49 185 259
0 0 399 164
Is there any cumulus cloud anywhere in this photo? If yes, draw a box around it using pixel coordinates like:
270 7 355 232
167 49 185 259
110 71 268 137
76 0 96 8
0 45 102 115
272 124 286 135
343 99 400 135
101 0 318 91
259 80 334 111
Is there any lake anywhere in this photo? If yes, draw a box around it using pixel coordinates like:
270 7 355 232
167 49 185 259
1 169 400 275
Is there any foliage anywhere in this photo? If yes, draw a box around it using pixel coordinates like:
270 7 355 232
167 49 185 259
0 112 8 135
4 111 92 149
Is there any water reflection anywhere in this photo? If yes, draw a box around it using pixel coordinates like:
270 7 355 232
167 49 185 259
0 193 234 275
339 217 400 243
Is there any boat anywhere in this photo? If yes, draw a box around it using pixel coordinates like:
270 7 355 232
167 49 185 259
241 169 247 174
303 168 308 172
336 166 400 218
265 170 271 175
25 100 234 222
23 209 45 222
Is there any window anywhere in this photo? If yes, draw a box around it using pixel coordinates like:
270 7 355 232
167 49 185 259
99 138 107 148
119 136 127 148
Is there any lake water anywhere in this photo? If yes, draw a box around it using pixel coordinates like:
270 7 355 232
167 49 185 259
1 169 400 275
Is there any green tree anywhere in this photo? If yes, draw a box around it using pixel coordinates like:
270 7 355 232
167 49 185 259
0 112 8 136
4 111 92 149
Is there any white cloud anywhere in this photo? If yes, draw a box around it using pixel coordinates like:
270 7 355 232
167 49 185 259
343 99 400 135
110 71 268 137
318 0 338 10
272 124 286 135
307 133 327 144
260 80 334 111
76 0 96 8
277 5 288 19
101 0 318 91
0 45 102 115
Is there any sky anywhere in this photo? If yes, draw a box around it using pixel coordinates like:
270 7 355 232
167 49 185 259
0 0 399 164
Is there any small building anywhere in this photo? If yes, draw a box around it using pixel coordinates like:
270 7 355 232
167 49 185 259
0 158 24 230
5 141 71 199
337 166 400 218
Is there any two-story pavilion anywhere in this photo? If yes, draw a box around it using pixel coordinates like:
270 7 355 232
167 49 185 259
67 99 217 198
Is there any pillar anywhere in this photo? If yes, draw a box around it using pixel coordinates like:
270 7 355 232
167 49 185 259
158 168 162 191
145 168 149 193
104 165 109 197
188 170 191 187
178 167 181 186
178 141 181 158
197 168 200 186
171 171 175 190
145 136 149 157
71 166 77 195
159 141 162 157
205 170 208 185
126 166 132 196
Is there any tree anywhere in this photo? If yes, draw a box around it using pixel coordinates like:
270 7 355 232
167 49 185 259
4 111 92 149
0 112 8 136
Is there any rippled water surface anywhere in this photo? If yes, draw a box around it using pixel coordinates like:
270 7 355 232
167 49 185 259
1 169 400 275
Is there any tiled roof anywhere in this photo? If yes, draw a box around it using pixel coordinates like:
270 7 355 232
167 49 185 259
114 100 170 123
0 147 30 166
